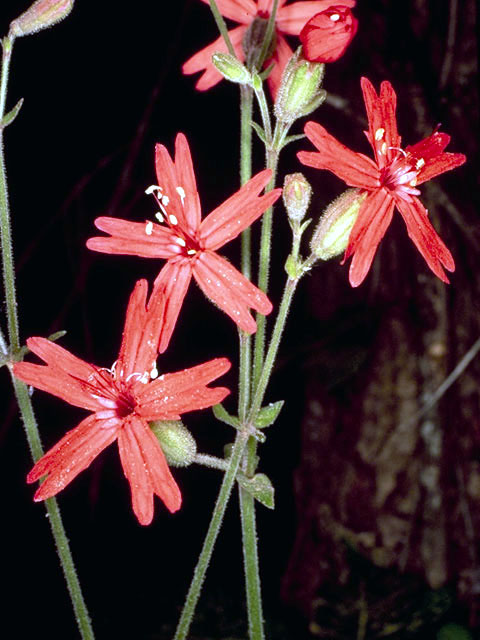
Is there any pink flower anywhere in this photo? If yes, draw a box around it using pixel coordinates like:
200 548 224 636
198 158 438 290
14 280 231 525
87 133 281 353
182 0 356 97
298 77 466 286
299 5 358 62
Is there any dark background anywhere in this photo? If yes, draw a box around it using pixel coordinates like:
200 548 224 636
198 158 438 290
0 1 478 639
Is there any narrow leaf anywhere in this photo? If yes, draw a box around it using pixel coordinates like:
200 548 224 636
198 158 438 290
280 133 306 150
254 400 284 428
1 98 24 128
213 403 240 428
238 473 275 509
250 120 267 144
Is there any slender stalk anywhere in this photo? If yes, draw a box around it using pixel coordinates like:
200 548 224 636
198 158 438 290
0 35 94 640
208 0 236 56
173 430 249 640
257 0 280 69
238 85 254 422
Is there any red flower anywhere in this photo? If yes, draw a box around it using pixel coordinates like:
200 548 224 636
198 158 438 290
13 280 231 525
298 77 466 286
87 133 281 353
182 0 356 97
299 5 358 62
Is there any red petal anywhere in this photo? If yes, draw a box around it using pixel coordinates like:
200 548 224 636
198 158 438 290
345 189 395 287
405 132 466 185
137 358 231 420
155 141 192 233
199 169 281 249
28 414 118 499
87 217 177 259
360 77 401 167
182 26 247 91
192 251 272 333
174 133 202 233
298 121 380 189
118 416 181 525
395 195 454 282
152 260 193 353
13 338 104 412
276 1 356 35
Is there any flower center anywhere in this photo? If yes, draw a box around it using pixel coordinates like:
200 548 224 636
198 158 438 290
145 184 201 257
379 149 423 200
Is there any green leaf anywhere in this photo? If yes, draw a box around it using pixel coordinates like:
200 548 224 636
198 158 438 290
0 98 23 129
250 120 267 144
259 61 275 81
254 400 284 428
280 133 306 149
213 403 240 428
237 473 274 509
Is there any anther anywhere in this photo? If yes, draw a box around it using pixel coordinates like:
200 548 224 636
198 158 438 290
155 212 164 223
416 157 425 169
169 214 178 225
145 221 153 236
150 365 158 380
381 142 387 155
176 186 186 205
175 237 186 247
187 249 197 256
145 184 162 195
375 127 385 141
330 13 340 21
161 195 170 207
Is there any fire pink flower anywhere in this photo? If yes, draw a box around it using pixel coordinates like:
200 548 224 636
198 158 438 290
298 77 466 286
299 5 358 62
87 133 281 353
14 280 231 525
183 0 356 97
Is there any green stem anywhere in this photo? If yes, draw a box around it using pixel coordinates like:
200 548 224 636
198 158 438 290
249 277 298 423
208 0 236 56
173 431 249 640
0 35 94 640
238 85 254 422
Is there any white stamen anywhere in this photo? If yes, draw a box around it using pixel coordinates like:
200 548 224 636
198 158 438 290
150 365 158 380
375 127 385 140
145 221 153 236
155 211 164 223
169 214 178 225
187 249 197 255
416 157 425 169
388 146 407 158
330 13 340 21
126 372 143 382
175 236 186 247
176 186 186 205
145 184 162 195
161 195 170 206
381 142 387 155
410 178 417 187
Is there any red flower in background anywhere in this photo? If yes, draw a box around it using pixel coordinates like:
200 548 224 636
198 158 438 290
300 5 357 62
87 133 281 353
14 280 231 525
298 77 466 287
183 0 356 97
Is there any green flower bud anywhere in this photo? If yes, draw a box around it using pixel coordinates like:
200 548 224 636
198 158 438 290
310 188 366 260
283 173 312 223
149 420 197 467
10 0 74 38
212 53 251 85
274 47 325 123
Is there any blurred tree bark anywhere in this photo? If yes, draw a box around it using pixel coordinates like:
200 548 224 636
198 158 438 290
282 0 479 636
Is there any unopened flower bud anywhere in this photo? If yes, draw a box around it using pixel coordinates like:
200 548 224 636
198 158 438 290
300 6 358 63
242 17 276 70
274 47 325 123
150 420 197 467
310 188 366 260
212 53 251 85
10 0 74 38
283 173 312 223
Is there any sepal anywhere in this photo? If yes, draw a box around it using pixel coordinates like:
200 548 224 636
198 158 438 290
149 420 197 467
212 53 251 85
